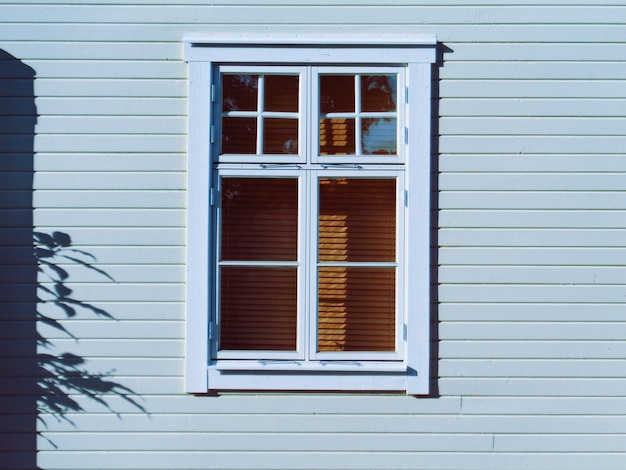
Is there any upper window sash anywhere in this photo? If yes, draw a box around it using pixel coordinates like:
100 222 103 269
216 65 307 164
313 66 405 165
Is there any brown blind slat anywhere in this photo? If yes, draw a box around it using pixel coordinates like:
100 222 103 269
318 267 395 352
221 178 298 262
220 266 297 351
219 178 299 353
318 178 396 263
317 178 397 352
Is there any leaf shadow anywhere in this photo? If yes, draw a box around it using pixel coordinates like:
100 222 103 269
34 231 147 437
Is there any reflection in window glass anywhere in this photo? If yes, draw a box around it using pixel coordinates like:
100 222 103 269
221 74 299 156
319 73 398 157
362 118 397 155
361 75 396 112
222 74 258 112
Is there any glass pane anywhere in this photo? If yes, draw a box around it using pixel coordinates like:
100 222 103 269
319 118 355 155
318 178 396 262
318 267 395 352
222 74 258 112
320 75 355 113
361 75 397 112
221 117 257 154
220 266 297 351
362 118 397 155
263 118 298 154
221 178 298 261
265 75 299 112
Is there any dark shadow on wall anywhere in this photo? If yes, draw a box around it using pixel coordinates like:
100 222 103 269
0 50 145 470
426 43 453 398
0 48 40 470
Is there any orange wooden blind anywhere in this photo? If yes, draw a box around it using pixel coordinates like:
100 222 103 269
319 118 355 155
317 178 396 352
219 178 298 351
220 266 297 351
221 178 298 262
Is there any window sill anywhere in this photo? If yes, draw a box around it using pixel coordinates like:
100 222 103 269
207 364 416 393
213 360 408 373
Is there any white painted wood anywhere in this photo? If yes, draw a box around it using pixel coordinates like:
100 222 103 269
35 155 186 171
440 155 626 172
43 412 626 434
405 61 431 395
33 191 186 208
185 59 211 393
439 247 626 266
36 451 626 470
185 37 435 393
6 4 626 25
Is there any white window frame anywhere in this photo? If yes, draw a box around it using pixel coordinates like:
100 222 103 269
185 35 436 395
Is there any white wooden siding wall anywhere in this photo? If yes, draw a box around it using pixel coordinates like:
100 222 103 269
2 1 626 468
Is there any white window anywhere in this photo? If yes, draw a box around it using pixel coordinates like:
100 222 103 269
185 36 436 394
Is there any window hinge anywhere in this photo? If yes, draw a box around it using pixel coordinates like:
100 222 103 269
404 127 409 144
210 187 218 206
208 322 214 340
211 84 216 102
210 125 215 143
405 86 409 103
404 189 409 207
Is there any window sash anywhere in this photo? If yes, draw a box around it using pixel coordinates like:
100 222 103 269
216 65 405 165
310 170 405 361
216 65 308 164
214 170 306 361
312 66 405 165
214 169 404 362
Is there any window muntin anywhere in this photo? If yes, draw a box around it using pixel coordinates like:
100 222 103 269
218 66 305 163
314 66 404 164
319 74 398 156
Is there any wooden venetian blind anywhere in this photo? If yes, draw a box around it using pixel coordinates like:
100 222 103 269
219 178 298 351
317 178 396 352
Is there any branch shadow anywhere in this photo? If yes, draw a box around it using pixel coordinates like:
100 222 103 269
35 231 147 429
0 49 145 469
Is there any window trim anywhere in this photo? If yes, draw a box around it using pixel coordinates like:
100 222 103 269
185 35 435 395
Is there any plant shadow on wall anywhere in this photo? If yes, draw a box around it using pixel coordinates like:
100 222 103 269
34 231 146 434
0 49 145 469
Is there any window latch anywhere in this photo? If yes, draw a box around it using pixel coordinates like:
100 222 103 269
321 163 362 170
259 163 302 169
